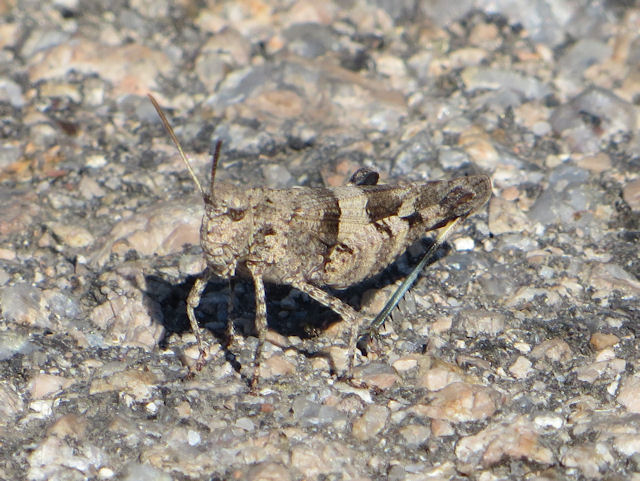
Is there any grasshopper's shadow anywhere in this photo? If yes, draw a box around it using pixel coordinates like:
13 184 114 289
144 238 449 373
143 274 243 373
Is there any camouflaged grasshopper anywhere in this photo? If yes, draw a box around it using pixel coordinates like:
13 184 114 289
148 95 491 388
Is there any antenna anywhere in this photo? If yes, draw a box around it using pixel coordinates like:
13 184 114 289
147 94 205 198
210 139 222 198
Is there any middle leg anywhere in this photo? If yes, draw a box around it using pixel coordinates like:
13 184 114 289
246 263 268 390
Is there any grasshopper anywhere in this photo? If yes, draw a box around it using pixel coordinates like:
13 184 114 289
148 95 491 388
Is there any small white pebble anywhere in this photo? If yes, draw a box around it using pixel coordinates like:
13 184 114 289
513 342 531 353
454 236 475 251
392 358 418 372
98 467 115 479
145 401 159 415
86 154 107 168
509 356 533 379
188 429 201 446
29 400 53 417
235 416 255 431
534 414 563 430
607 379 619 396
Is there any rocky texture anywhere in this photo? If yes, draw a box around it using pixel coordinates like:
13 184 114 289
1 0 639 479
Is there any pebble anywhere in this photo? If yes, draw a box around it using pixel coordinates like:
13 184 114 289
461 66 551 100
259 353 297 380
430 418 454 438
410 382 504 423
453 236 475 251
27 435 107 481
458 126 500 170
590 262 640 298
550 87 637 154
49 222 95 248
246 462 292 481
623 178 640 211
29 373 74 400
392 357 418 372
0 78 25 107
46 413 87 439
527 164 594 228
0 382 24 418
575 357 625 384
509 356 533 380
353 362 398 390
89 366 160 402
90 200 202 267
561 443 614 478
290 440 361 479
590 332 620 351
0 284 53 329
488 196 532 235
558 38 612 76
78 175 106 199
399 424 430 447
613 434 640 457
530 338 572 364
291 396 346 428
351 404 389 441
575 152 612 173
618 376 640 414
456 415 554 469
0 330 35 361
90 290 165 350
533 414 563 431
120 463 172 481
29 41 172 96
458 309 505 337
416 359 464 391
0 190 39 235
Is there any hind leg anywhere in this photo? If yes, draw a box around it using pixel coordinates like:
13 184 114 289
287 278 365 377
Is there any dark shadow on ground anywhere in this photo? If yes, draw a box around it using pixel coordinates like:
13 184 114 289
141 238 450 376
144 238 448 339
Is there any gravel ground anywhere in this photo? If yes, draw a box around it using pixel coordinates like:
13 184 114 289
1 1 640 480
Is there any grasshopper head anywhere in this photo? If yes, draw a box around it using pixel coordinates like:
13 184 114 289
200 183 252 278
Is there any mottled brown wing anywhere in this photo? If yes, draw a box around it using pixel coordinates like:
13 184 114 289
288 184 419 223
279 184 422 245
279 175 491 245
